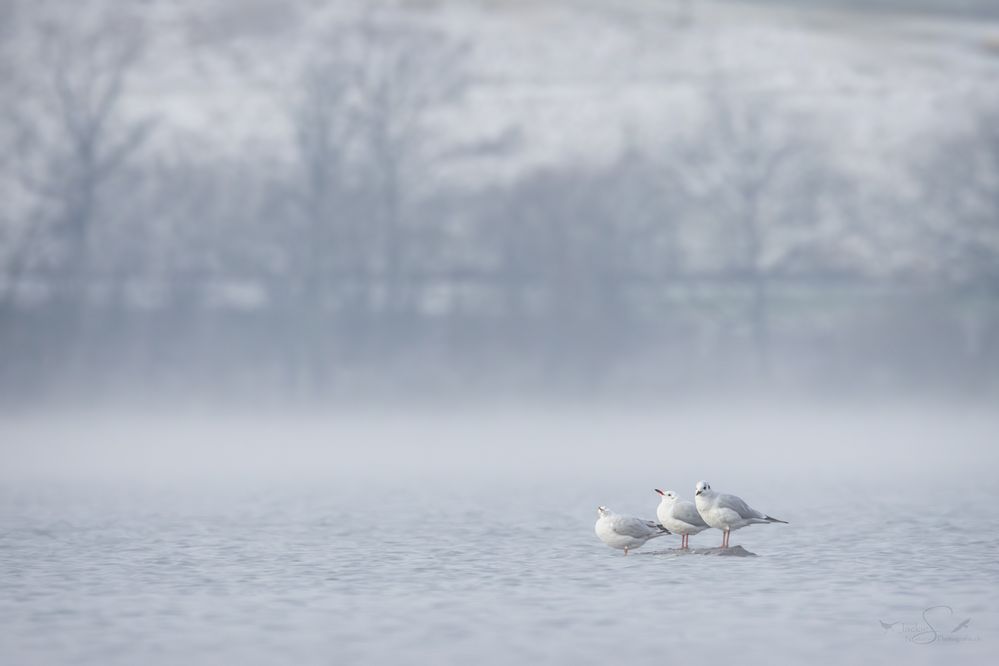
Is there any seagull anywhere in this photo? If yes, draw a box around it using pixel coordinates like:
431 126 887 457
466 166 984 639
694 480 787 548
654 489 710 549
594 506 670 555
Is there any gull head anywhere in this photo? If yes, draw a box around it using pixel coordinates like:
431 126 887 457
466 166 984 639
596 506 611 518
695 480 711 496
654 489 678 502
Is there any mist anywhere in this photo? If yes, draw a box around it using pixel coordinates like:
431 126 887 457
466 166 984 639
1 1 998 664
2 0 997 409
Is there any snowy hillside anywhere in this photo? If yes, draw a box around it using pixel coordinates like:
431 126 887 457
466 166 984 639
23 0 986 179
2 0 998 399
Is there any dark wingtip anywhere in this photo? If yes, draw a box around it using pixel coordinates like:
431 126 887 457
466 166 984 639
766 516 789 524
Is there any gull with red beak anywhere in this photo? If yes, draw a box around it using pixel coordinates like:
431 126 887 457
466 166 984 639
594 506 670 555
654 489 710 549
694 480 787 548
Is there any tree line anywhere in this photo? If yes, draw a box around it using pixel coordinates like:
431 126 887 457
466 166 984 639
1 3 997 401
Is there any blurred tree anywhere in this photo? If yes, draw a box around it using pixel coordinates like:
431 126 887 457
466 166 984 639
917 104 999 375
489 156 666 385
921 108 999 290
280 14 469 391
346 15 468 322
7 4 152 306
0 1 154 395
672 82 835 377
0 0 43 315
281 57 356 392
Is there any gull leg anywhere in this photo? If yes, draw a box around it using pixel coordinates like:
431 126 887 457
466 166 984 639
624 547 629 556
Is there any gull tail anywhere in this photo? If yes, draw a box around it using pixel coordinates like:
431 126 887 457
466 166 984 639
764 515 788 524
646 521 671 535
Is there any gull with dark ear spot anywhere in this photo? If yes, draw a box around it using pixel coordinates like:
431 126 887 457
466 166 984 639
594 506 670 555
654 489 710 549
694 481 787 548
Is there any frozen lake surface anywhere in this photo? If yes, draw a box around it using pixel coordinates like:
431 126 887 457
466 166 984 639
1 406 996 664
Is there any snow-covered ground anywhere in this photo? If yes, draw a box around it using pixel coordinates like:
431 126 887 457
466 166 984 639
105 0 999 185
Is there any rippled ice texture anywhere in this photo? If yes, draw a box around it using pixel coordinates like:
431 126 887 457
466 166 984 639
1 405 997 665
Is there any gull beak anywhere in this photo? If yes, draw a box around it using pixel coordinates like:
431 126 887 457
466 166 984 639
695 489 701 496
654 489 665 495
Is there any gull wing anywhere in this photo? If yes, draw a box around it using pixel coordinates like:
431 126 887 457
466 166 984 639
612 515 660 538
672 500 710 527
716 493 766 521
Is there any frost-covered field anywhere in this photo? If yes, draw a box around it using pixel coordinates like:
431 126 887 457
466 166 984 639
1 405 996 664
120 0 999 181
